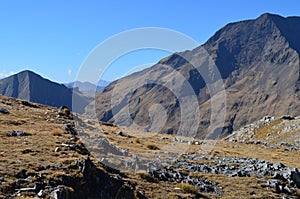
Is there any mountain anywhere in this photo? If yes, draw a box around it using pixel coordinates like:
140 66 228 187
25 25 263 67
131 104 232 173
65 80 110 95
92 13 300 138
0 70 92 113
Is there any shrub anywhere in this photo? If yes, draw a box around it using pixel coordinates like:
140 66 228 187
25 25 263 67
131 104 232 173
137 172 158 183
135 138 140 144
176 183 198 194
52 130 62 136
147 144 159 150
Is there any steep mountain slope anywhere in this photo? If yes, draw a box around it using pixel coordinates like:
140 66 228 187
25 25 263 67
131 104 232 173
0 70 92 113
93 13 300 138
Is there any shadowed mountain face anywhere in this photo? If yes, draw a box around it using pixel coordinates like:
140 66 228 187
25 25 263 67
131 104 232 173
90 13 300 138
0 70 92 113
95 14 300 137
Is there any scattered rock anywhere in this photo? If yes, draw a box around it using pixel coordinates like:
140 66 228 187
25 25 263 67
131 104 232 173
64 124 77 135
7 130 31 137
58 105 72 119
54 147 61 153
290 168 300 188
150 167 222 195
21 101 39 108
0 107 9 114
149 154 300 196
226 115 300 151
16 169 27 179
22 149 34 154
37 189 46 198
159 137 169 140
69 137 78 142
116 131 123 136
281 115 295 120
18 182 43 192
50 186 69 199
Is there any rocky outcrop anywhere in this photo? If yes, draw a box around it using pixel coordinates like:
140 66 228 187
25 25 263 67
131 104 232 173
226 115 300 151
6 156 136 199
0 96 139 199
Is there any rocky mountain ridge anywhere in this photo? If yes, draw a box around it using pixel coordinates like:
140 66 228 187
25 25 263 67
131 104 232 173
93 13 300 138
0 70 93 114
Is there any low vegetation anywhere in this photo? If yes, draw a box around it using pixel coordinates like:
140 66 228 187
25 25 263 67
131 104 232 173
1 94 300 198
176 183 198 194
146 144 159 150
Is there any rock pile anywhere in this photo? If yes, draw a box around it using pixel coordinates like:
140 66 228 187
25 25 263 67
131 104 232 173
149 154 300 196
226 115 300 151
7 130 31 137
150 168 222 196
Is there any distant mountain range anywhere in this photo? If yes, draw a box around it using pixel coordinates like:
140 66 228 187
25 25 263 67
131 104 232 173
0 70 93 113
64 80 110 95
2 13 300 139
93 13 300 138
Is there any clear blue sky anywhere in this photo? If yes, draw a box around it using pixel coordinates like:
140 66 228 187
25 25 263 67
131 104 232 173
0 0 299 83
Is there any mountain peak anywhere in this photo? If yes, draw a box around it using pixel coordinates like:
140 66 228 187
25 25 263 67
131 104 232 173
257 12 283 20
0 70 93 113
94 13 300 137
18 70 37 75
17 70 43 80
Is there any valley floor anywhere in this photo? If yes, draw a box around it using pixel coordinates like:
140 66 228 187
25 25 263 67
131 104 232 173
0 94 300 198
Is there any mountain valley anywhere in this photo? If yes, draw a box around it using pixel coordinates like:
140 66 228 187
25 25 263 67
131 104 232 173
1 13 300 198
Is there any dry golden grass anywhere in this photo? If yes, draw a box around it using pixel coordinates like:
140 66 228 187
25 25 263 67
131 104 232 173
136 171 158 183
0 95 90 198
94 117 300 198
176 183 199 194
254 119 284 140
1 94 299 198
187 140 300 169
190 173 280 198
51 129 63 136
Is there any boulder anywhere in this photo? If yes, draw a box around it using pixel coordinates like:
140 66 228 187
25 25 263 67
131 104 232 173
0 107 9 114
281 115 295 120
116 131 123 136
290 168 300 188
50 186 69 199
37 189 45 198
58 105 72 118
65 124 77 135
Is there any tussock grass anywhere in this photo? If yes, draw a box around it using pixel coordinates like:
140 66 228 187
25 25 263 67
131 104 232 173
137 171 158 183
176 183 198 194
146 144 159 150
254 119 283 140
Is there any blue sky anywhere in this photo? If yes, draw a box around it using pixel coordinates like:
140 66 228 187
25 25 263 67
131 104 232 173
0 0 299 83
